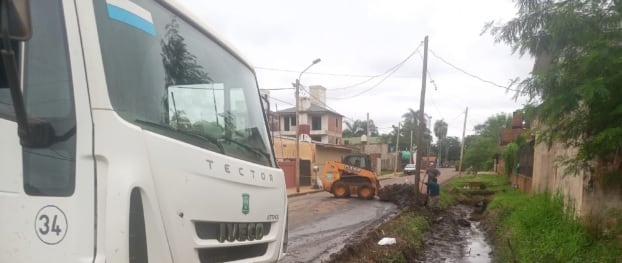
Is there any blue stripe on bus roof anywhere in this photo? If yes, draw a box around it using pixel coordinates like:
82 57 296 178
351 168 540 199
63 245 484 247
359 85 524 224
107 4 156 36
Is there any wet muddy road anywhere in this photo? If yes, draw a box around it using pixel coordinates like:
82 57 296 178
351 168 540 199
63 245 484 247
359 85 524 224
282 192 398 263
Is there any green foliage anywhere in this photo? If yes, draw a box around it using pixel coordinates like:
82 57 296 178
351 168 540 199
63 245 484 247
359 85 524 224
377 252 407 263
433 119 448 141
381 109 434 153
502 142 519 175
486 0 622 173
343 119 379 137
441 174 511 205
440 136 461 162
463 136 497 171
474 113 512 144
385 214 429 249
488 192 621 263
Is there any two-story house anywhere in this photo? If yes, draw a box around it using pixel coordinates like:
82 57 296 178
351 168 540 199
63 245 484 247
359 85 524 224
273 85 343 144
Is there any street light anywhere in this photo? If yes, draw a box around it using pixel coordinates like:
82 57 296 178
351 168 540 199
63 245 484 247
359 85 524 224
295 58 321 193
360 134 367 153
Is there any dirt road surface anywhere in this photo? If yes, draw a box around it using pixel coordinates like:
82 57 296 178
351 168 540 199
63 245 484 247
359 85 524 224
282 168 459 262
282 192 398 263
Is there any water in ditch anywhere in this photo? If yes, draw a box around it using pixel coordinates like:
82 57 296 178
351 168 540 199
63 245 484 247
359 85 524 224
417 204 493 263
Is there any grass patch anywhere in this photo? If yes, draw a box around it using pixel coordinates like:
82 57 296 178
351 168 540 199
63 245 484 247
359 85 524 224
375 213 429 262
488 192 621 263
440 173 510 207
440 174 620 262
384 213 430 249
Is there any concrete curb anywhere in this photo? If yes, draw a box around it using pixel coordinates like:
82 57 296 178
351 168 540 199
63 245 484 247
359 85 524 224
287 189 324 198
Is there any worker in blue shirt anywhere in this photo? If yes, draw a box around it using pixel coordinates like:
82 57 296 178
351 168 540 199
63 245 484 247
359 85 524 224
424 177 440 209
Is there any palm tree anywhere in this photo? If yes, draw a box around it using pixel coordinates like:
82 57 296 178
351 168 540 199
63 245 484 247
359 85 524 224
343 119 379 137
434 119 448 165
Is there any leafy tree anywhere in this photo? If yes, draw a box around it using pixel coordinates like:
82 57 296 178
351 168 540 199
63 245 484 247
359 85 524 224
485 0 622 174
503 142 519 176
474 113 511 144
434 119 448 163
463 136 497 172
393 109 433 154
433 119 448 141
342 119 379 137
437 136 461 162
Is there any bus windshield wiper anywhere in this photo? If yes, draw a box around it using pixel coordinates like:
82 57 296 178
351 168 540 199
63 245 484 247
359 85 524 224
135 119 225 154
218 136 271 162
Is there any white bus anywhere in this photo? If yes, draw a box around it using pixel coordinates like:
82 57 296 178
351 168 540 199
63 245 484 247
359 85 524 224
0 0 287 262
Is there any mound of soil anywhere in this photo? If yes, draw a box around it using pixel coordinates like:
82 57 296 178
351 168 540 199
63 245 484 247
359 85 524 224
378 183 428 208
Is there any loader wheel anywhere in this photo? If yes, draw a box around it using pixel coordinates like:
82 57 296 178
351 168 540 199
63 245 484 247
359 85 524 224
358 184 374 200
333 182 350 198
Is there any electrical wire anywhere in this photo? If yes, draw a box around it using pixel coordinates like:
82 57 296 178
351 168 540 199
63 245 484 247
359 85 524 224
428 49 520 92
255 66 417 79
270 96 295 107
327 43 424 98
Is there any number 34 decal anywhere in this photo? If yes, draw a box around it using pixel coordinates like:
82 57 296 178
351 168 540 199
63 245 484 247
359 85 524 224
35 205 68 245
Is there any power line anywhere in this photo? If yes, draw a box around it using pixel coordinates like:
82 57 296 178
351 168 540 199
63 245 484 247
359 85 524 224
428 49 519 92
327 42 424 91
255 66 417 79
262 87 294 90
327 42 424 100
270 96 294 107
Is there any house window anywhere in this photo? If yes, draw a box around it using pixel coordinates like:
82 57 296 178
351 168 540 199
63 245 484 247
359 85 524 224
336 118 339 128
284 116 296 131
284 116 290 131
311 135 322 142
312 116 321 130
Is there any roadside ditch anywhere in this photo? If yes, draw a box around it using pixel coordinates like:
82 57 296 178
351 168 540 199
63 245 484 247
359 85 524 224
328 181 498 263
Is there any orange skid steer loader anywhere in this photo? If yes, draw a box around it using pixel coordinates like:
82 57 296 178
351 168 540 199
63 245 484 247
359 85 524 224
318 154 380 199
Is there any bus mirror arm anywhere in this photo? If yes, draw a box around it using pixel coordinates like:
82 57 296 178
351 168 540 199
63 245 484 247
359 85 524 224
0 0 53 148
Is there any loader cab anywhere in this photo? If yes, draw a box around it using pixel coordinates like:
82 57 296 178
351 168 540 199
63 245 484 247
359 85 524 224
342 154 372 171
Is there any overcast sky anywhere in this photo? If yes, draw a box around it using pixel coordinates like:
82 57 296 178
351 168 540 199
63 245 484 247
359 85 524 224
176 0 534 139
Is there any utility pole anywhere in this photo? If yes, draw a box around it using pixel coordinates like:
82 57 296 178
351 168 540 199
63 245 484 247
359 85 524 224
393 122 400 175
366 112 370 137
295 58 321 193
458 107 468 176
438 127 445 168
295 78 301 193
415 36 428 198
409 130 413 163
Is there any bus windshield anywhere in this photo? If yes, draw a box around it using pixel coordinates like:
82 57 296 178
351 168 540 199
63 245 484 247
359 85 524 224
93 0 273 166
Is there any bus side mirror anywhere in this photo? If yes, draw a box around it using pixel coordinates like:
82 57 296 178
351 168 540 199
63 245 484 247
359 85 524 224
0 0 32 41
19 118 56 148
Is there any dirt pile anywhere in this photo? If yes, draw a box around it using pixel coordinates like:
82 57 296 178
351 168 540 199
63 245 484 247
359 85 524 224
378 183 427 208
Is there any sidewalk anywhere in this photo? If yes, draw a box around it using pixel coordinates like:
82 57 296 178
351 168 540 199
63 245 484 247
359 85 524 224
286 174 400 197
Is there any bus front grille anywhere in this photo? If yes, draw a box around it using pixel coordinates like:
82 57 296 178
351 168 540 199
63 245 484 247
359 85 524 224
194 221 272 242
197 243 268 263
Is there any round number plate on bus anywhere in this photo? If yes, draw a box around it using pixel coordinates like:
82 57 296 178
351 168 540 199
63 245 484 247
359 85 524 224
34 205 68 245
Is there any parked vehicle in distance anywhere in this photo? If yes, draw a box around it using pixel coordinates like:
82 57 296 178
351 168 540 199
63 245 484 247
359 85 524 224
404 164 417 175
